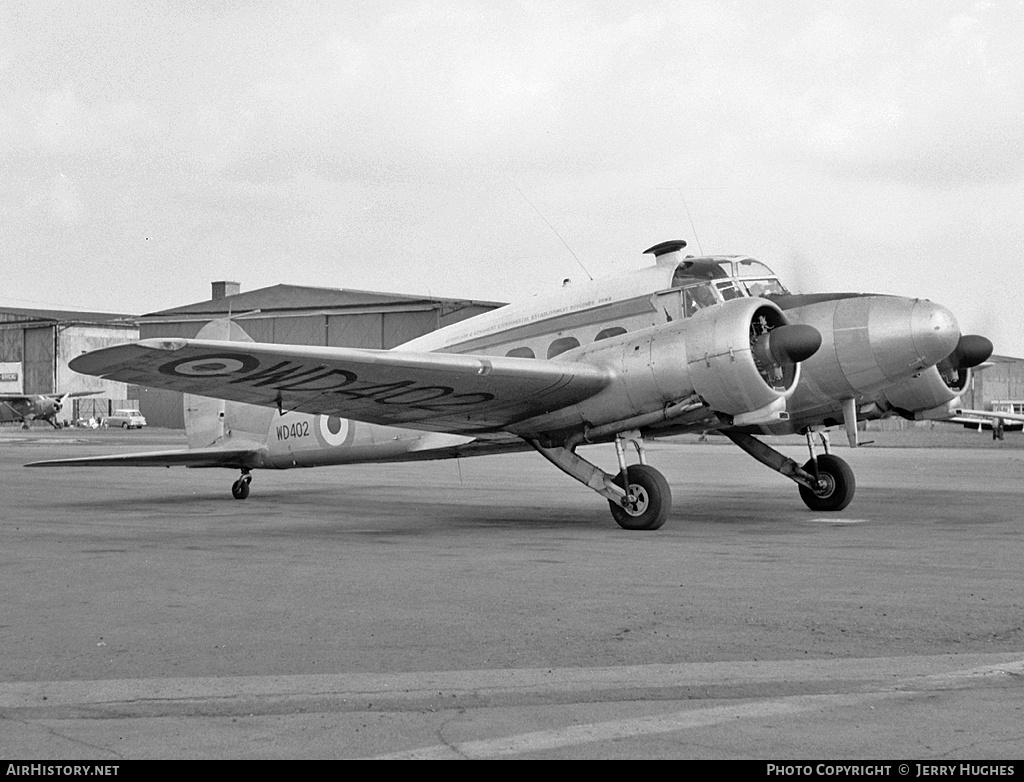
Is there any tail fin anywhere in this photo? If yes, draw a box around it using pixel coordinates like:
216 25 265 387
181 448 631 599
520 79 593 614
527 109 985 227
184 319 274 449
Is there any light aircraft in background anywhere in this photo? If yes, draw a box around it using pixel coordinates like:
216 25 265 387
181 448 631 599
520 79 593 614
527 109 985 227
1 392 96 429
944 407 1024 440
28 240 992 530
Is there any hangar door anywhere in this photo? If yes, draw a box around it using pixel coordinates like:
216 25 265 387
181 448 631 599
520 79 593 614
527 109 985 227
23 326 54 393
327 314 382 348
383 311 437 349
238 316 326 345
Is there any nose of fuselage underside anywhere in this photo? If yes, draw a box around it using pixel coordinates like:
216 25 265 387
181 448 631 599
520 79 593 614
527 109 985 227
795 295 961 397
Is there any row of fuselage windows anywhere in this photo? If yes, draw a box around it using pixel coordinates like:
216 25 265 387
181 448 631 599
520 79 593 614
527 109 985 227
498 278 784 360
500 279 731 360
505 326 629 360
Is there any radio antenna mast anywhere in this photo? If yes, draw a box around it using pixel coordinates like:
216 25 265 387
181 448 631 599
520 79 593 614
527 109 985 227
657 188 705 255
509 175 593 281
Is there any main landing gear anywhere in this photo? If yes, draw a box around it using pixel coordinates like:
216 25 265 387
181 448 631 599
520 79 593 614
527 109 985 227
724 430 855 512
527 430 672 531
231 470 252 500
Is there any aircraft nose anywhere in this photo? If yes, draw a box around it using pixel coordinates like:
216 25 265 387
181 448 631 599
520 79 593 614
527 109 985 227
862 296 961 385
909 299 961 369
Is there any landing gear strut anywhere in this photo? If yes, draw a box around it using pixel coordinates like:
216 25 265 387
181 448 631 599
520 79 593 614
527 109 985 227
724 430 855 512
527 429 672 530
232 470 252 500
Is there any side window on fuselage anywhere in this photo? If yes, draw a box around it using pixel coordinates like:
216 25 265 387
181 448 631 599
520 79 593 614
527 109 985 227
594 326 627 341
506 347 535 358
547 336 581 358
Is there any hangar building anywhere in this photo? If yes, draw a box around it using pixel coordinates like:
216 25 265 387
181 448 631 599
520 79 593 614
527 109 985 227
955 356 1024 419
0 306 139 425
136 281 504 428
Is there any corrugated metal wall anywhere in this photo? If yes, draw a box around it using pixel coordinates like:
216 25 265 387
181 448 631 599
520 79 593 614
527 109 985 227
0 327 24 363
23 326 55 394
970 363 1024 408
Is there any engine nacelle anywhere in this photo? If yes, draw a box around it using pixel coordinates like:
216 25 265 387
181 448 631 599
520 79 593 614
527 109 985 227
876 365 963 420
562 297 819 433
684 297 812 417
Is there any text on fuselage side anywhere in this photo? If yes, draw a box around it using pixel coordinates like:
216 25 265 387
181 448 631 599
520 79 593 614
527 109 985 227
442 296 616 346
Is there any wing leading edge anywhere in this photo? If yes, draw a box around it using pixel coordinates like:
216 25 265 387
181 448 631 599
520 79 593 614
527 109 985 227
69 339 613 434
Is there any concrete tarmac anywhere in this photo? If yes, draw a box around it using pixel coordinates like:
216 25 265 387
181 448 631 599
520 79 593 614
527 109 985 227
1 428 1022 759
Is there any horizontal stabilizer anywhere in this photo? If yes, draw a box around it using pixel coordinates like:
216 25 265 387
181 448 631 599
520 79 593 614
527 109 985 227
25 444 266 470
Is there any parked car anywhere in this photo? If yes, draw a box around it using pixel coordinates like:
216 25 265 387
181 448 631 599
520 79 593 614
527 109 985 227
105 408 147 429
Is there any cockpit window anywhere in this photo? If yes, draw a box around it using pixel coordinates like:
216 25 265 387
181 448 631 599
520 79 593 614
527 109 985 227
716 281 743 301
683 283 719 316
671 260 728 287
745 279 787 298
735 259 777 278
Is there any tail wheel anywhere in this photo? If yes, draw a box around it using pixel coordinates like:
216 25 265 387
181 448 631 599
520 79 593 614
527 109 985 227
798 454 855 512
231 474 251 500
608 464 672 531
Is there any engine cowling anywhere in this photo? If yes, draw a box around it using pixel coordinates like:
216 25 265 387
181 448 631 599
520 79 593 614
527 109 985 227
684 297 820 418
876 333 993 419
566 297 821 432
877 366 962 419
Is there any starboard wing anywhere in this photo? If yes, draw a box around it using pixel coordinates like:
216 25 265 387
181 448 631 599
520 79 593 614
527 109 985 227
69 339 613 434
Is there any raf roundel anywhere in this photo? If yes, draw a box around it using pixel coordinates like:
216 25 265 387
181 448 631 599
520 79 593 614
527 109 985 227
158 353 260 378
316 415 351 448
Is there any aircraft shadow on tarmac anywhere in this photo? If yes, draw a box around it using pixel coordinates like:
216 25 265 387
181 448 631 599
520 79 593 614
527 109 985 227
30 472 1020 531
35 485 860 529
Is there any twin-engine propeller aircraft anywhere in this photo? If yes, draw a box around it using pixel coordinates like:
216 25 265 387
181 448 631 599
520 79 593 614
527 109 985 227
1 392 96 429
28 240 992 530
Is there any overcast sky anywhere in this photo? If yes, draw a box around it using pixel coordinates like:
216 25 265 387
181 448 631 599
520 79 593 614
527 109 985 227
3 1 1023 354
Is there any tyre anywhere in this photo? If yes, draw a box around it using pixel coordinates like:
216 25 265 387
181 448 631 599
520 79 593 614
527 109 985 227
608 464 672 531
798 454 855 512
231 479 250 500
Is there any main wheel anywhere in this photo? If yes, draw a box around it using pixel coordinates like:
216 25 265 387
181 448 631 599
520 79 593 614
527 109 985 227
231 478 250 500
608 464 672 531
798 454 855 511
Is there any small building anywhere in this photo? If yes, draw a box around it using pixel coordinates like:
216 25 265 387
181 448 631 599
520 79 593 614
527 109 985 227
137 282 504 428
0 306 139 425
958 355 1024 417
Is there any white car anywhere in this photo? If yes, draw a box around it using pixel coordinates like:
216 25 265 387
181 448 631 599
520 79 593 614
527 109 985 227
105 408 147 429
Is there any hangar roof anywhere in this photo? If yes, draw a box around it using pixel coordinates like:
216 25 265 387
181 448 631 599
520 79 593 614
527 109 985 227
143 283 505 319
0 305 136 326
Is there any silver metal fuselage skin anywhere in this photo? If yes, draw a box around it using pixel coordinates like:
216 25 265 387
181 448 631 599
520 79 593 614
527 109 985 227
204 252 963 470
